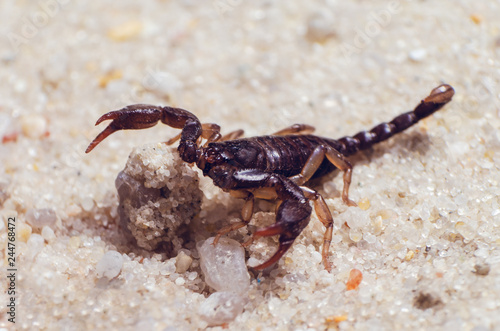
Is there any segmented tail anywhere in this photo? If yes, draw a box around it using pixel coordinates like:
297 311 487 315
337 84 455 156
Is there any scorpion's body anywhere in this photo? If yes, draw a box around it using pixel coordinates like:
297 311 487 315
202 135 342 180
86 84 454 271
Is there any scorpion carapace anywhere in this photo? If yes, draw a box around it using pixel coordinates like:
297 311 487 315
86 84 455 271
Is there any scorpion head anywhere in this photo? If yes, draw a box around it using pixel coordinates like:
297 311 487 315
197 144 235 173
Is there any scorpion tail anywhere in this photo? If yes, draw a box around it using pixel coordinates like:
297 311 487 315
337 84 455 156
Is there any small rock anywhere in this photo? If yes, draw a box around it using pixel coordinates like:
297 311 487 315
41 226 56 242
96 250 124 279
175 251 193 273
305 12 336 43
473 263 490 276
198 292 246 326
26 234 45 260
107 20 143 42
413 292 442 310
17 222 32 243
21 114 47 138
409 49 427 62
25 208 57 229
197 237 250 294
116 144 202 254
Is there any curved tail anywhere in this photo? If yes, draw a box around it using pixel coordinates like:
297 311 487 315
337 84 455 156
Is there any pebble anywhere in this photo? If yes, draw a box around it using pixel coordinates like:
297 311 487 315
107 20 143 41
21 114 47 138
175 251 193 273
197 237 250 294
409 48 427 62
198 292 246 326
17 222 32 243
25 208 57 229
96 251 124 279
26 234 45 260
81 197 95 212
41 226 56 243
305 12 336 43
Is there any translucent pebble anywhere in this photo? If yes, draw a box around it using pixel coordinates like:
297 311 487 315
408 49 427 62
27 234 45 259
17 222 32 242
198 292 245 326
346 269 363 290
474 248 489 258
21 114 47 138
25 208 57 229
81 197 94 212
41 226 56 242
363 232 376 244
96 251 124 279
349 229 363 242
107 20 143 41
358 198 370 210
344 208 370 230
455 221 476 240
197 237 250 294
305 12 336 43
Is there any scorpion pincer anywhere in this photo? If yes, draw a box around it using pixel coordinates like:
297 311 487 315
86 84 455 271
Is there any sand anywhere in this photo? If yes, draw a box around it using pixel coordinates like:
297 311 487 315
1 0 500 330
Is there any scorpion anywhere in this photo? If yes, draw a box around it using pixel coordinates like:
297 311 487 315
86 84 454 271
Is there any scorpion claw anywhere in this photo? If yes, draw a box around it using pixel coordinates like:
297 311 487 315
85 125 119 153
85 105 165 153
94 110 122 125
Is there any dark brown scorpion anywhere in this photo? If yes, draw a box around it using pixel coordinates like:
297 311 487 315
86 84 454 271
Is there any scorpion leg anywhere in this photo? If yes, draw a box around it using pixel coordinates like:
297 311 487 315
215 187 278 246
272 124 315 136
167 123 222 147
289 145 326 185
220 129 245 141
201 123 222 146
323 146 357 207
289 145 357 207
301 186 335 272
213 191 254 245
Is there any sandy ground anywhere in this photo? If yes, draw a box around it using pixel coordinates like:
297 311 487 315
1 0 500 330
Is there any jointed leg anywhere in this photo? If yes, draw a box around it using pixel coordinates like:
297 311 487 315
290 144 357 207
272 124 315 136
166 123 222 146
324 146 357 206
214 191 254 245
301 186 335 271
214 187 279 245
220 129 244 141
289 145 326 185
